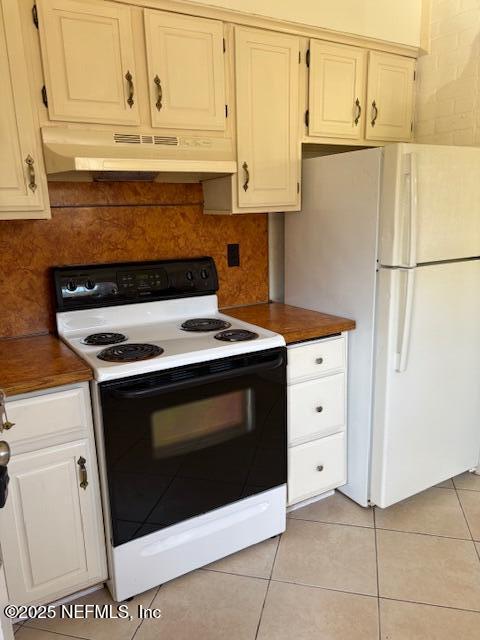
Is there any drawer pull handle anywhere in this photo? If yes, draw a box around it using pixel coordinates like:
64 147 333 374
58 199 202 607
316 357 324 364
316 406 323 413
316 465 324 472
78 456 88 490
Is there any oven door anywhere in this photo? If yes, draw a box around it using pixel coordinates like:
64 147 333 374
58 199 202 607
99 347 286 547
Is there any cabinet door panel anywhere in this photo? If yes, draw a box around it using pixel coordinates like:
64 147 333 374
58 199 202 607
309 41 366 139
37 0 139 125
145 10 226 130
235 27 299 208
0 441 105 605
365 52 415 141
0 0 47 215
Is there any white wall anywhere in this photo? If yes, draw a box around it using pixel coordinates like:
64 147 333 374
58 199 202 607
415 0 480 145
190 0 423 47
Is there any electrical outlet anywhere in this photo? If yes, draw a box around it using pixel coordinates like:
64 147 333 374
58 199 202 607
227 243 240 267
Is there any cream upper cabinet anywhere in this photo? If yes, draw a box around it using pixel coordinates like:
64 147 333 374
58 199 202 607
0 440 106 605
365 51 415 142
235 27 299 209
144 10 226 131
308 40 366 139
0 0 48 219
36 0 140 126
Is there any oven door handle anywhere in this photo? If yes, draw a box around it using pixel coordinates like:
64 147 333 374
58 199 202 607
110 355 284 399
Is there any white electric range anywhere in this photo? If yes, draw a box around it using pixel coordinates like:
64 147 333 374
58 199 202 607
54 257 287 601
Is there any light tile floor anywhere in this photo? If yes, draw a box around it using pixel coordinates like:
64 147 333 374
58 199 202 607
15 472 480 640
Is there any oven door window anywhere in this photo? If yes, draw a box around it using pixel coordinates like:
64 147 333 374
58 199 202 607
99 348 286 547
151 389 254 458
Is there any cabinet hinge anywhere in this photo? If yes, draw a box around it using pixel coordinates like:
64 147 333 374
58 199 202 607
298 51 301 64
297 181 300 194
41 85 48 108
411 121 414 133
225 104 228 118
304 109 309 128
413 70 416 81
306 48 310 68
223 37 226 53
32 2 39 29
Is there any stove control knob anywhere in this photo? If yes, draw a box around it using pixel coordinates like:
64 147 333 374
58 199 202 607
186 270 194 281
85 280 95 290
66 281 77 292
200 269 209 279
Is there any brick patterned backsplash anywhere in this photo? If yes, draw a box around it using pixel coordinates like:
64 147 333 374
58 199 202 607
415 0 480 145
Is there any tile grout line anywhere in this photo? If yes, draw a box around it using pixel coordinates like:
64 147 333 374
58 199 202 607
288 514 474 542
21 626 93 640
130 585 162 640
254 535 282 640
266 576 480 614
453 483 480 571
373 507 382 640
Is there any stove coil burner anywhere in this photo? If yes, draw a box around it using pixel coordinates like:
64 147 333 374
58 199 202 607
97 343 164 362
83 332 128 346
214 329 259 342
181 318 232 332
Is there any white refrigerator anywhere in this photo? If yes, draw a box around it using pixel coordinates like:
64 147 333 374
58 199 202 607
285 144 480 508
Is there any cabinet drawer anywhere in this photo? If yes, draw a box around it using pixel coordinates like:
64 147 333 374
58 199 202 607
287 337 345 383
288 432 346 505
288 373 345 444
5 386 90 451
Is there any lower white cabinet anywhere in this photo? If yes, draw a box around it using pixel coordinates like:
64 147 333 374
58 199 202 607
0 384 106 605
287 334 348 506
288 432 346 505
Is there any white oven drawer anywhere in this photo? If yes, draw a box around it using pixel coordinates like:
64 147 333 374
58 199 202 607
5 386 90 452
288 432 346 505
288 373 345 444
287 337 345 383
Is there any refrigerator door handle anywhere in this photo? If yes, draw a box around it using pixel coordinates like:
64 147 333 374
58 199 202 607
400 153 418 268
395 268 416 373
408 153 418 267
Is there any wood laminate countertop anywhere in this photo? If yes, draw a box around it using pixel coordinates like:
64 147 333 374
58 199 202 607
0 335 92 397
224 302 355 344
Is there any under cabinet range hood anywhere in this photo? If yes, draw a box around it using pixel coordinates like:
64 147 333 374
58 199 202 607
41 127 237 181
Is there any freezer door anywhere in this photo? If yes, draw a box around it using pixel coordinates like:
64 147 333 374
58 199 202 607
371 259 480 508
379 144 480 266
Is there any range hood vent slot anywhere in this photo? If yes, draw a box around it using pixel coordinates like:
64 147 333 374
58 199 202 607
114 133 179 147
114 133 141 144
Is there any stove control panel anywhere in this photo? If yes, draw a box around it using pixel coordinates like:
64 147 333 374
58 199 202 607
53 258 218 311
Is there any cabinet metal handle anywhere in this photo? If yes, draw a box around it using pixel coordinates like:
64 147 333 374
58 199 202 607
354 98 362 126
154 75 163 111
316 406 323 413
125 71 135 108
315 357 324 365
316 465 324 472
25 155 37 192
0 391 15 433
242 162 250 192
371 100 378 127
78 456 88 490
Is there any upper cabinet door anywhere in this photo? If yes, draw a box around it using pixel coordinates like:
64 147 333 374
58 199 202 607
235 27 299 209
37 0 140 125
0 0 48 217
308 41 366 139
144 10 226 130
365 52 415 142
